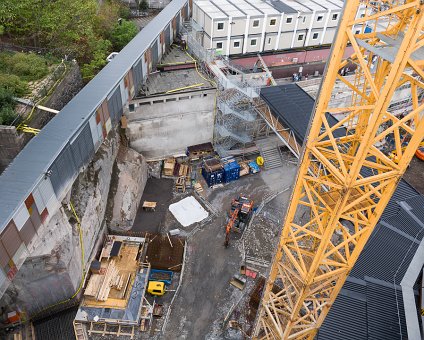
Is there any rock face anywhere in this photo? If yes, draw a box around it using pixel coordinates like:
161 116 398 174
107 146 148 230
0 132 119 316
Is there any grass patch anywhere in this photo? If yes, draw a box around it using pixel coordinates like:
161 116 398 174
0 52 50 81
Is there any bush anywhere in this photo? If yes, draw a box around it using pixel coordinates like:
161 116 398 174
0 88 18 125
0 106 18 125
119 5 131 19
109 20 138 51
9 53 49 81
0 73 29 97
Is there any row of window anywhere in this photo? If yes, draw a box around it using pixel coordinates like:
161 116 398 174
216 14 339 30
216 32 321 50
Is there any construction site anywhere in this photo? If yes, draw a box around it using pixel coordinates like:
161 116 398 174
1 0 424 339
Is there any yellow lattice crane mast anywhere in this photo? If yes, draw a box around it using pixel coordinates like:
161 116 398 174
254 0 424 339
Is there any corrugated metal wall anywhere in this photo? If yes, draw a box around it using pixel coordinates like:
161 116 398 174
132 58 144 93
107 87 123 125
49 144 77 196
152 40 159 67
165 24 171 49
70 123 95 170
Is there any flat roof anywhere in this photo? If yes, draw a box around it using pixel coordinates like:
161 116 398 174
196 0 343 16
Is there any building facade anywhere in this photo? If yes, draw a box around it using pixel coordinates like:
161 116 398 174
192 0 368 56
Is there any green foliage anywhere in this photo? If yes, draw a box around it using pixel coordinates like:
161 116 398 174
4 53 49 81
0 73 29 97
1 0 139 79
109 20 138 51
140 0 149 11
0 88 18 125
81 39 112 80
119 6 131 19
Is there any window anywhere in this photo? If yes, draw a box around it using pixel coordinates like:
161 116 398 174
286 17 292 23
361 13 365 18
298 34 304 41
332 14 338 20
267 37 271 44
129 104 135 112
250 39 257 46
355 30 360 34
317 15 323 22
217 22 224 30
270 18 276 26
216 42 223 49
234 41 240 48
312 33 319 40
253 19 260 27
303 16 306 23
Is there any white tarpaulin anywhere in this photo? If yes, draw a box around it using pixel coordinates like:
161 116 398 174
169 196 209 227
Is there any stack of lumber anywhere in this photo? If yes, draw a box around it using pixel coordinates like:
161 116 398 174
163 158 175 176
178 164 189 177
97 260 119 301
194 183 203 193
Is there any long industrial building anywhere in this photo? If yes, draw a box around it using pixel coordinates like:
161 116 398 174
0 0 190 301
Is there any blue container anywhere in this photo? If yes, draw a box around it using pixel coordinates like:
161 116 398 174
223 163 232 183
202 167 224 187
229 161 240 180
249 161 260 174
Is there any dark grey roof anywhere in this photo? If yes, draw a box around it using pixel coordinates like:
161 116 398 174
0 0 187 231
269 0 297 13
260 83 423 339
260 84 346 143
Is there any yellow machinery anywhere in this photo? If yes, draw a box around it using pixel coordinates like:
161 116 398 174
147 281 165 296
255 0 424 339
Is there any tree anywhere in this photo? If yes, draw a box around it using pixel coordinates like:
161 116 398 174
140 0 149 11
0 87 18 125
109 20 138 51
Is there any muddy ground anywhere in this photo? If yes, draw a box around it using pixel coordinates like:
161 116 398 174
162 154 298 339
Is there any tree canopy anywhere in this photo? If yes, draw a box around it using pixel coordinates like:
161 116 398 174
0 0 137 79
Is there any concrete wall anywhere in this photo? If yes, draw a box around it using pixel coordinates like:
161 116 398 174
0 132 119 316
0 126 24 174
126 89 216 160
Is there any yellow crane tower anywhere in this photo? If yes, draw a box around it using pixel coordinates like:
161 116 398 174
254 0 424 339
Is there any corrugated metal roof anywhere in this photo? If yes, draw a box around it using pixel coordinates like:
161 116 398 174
260 84 345 143
260 83 424 339
0 0 188 231
318 294 368 340
366 281 408 340
350 221 421 284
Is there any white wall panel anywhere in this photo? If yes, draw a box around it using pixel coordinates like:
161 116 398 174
13 203 30 231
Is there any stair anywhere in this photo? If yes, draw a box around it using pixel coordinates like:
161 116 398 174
260 147 283 170
73 321 88 340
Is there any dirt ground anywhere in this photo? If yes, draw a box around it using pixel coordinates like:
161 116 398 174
402 156 424 194
161 153 298 339
132 178 174 233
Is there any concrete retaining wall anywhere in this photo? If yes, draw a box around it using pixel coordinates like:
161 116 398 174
126 89 216 159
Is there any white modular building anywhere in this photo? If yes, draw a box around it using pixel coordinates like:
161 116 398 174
192 0 368 56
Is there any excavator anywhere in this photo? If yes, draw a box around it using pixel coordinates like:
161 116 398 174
224 196 254 247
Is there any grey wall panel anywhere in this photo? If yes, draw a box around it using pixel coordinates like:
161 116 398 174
152 40 159 67
107 87 123 125
176 14 181 35
132 59 144 93
49 144 77 196
165 24 171 49
70 123 95 170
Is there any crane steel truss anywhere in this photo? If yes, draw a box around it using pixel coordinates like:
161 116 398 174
255 0 424 339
